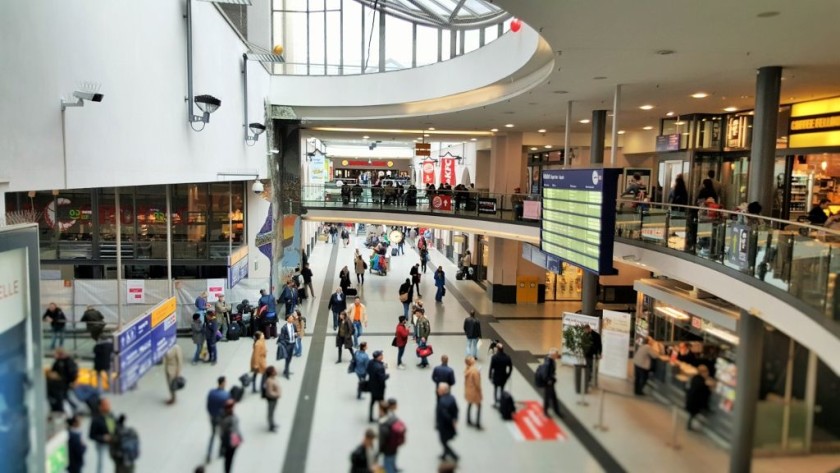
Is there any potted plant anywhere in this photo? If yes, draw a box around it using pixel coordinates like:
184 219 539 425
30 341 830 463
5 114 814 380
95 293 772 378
563 323 592 394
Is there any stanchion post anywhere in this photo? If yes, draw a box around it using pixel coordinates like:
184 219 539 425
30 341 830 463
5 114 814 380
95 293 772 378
666 406 682 450
593 389 608 431
576 367 589 406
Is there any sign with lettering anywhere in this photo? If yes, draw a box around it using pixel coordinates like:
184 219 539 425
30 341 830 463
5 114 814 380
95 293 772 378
655 133 681 152
431 194 452 211
790 114 840 133
126 280 145 304
439 158 456 186
421 161 436 185
116 297 177 393
207 279 225 303
415 142 431 157
478 197 497 214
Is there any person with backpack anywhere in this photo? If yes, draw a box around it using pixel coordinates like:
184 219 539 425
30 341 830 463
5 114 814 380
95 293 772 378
263 366 281 432
204 310 220 366
366 351 390 423
378 398 406 473
191 313 206 365
464 356 483 430
353 342 371 400
89 398 116 473
250 332 267 393
43 302 67 349
537 348 563 419
434 266 446 303
219 399 242 473
489 343 513 408
463 310 482 359
349 428 378 473
110 414 140 473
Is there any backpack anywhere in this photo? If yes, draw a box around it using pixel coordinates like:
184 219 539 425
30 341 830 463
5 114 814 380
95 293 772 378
387 419 407 450
115 427 140 464
535 362 549 388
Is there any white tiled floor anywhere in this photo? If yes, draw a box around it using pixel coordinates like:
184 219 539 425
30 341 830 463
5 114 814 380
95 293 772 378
67 235 840 473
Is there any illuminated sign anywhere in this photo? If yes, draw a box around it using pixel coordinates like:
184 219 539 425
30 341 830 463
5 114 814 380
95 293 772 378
789 114 840 133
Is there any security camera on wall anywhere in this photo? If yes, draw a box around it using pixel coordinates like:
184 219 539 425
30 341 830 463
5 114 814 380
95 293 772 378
252 181 265 194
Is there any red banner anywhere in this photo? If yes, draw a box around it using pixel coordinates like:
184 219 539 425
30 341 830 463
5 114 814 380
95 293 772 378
439 158 456 186
421 161 436 185
431 194 452 211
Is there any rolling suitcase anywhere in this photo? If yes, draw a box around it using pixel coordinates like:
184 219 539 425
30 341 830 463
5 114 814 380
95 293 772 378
345 287 358 297
227 322 241 341
499 391 515 420
391 247 399 256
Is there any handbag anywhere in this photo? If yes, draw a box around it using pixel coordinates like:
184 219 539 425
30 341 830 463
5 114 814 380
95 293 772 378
229 432 242 448
276 342 288 361
391 337 398 347
416 345 433 358
441 287 446 296
170 376 186 391
399 292 408 303
358 380 370 392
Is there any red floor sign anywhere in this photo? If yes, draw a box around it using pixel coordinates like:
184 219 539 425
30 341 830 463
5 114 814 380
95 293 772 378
509 401 566 442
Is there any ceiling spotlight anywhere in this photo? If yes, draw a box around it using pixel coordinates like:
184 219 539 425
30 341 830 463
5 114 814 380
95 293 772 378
579 119 590 124
245 122 266 146
424 133 430 137
723 107 738 112
639 105 654 110
643 126 654 130
505 124 515 128
428 127 436 131
470 138 477 141
363 135 370 139
617 130 626 135
666 112 675 117
530 147 538 151
691 92 709 99
538 129 547 133
544 145 552 149
490 128 499 132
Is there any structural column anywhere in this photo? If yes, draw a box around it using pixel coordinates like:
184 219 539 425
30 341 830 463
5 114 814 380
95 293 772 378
580 110 608 314
747 66 782 216
730 310 765 472
271 119 302 295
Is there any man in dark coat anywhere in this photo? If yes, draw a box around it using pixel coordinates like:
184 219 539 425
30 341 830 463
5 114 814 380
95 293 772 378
366 351 389 423
327 288 347 331
435 382 459 462
278 315 297 379
80 306 106 341
542 348 563 419
489 343 513 407
92 338 114 392
583 325 603 391
432 355 456 399
67 415 87 473
463 310 482 359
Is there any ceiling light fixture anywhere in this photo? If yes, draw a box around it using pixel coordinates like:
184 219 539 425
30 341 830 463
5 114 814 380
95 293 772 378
691 92 709 99
424 134 430 137
538 129 547 133
617 130 626 135
579 119 590 124
470 138 477 141
308 127 494 136
723 107 738 112
363 135 370 139
675 121 686 125
544 145 552 149
643 126 654 130
530 147 538 151
666 111 675 117
505 124 514 128
490 128 499 132
639 105 654 110
428 127 435 131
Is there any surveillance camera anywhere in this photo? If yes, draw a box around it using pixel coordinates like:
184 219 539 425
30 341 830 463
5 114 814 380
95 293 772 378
73 90 104 102
252 181 265 194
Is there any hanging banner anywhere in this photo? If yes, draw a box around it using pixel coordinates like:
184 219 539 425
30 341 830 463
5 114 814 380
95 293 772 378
561 312 599 366
207 279 225 303
308 153 326 184
439 158 456 186
421 161 436 185
431 194 452 211
125 280 145 304
600 310 631 380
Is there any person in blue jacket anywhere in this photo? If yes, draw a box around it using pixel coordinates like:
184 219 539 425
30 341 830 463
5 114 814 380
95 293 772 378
434 266 446 302
195 291 208 323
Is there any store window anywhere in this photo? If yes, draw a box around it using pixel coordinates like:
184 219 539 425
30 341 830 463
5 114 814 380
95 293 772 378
544 263 582 301
172 184 208 259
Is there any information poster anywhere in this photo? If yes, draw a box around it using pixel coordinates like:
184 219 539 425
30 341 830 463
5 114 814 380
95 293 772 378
561 312 599 366
308 153 326 184
478 197 497 214
432 194 452 211
116 297 177 393
125 280 145 304
600 310 631 379
541 168 621 275
207 279 225 303
727 223 751 271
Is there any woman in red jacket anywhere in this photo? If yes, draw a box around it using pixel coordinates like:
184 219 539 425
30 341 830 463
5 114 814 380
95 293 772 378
394 316 410 370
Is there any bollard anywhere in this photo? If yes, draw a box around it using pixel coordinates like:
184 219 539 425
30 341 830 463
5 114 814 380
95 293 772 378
593 389 608 431
665 406 682 450
576 367 589 406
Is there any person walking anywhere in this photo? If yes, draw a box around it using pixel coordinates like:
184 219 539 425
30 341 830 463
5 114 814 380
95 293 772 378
350 297 368 348
489 343 513 407
215 295 231 342
464 356 483 430
191 313 206 365
301 263 315 298
278 315 297 379
394 316 410 370
354 342 371 400
328 288 347 331
350 429 378 473
633 337 659 396
110 414 139 473
541 348 563 419
435 383 460 463
92 337 114 393
204 310 220 366
280 280 297 316
206 377 231 464
416 310 431 345
163 344 183 405
52 348 79 411
219 399 242 473
89 398 116 473
409 263 422 297
463 310 482 359
264 366 282 432
80 305 106 341
250 332 267 393
432 355 456 397
420 250 429 273
583 325 603 391
398 278 413 319
195 291 208 322
434 266 446 303
366 350 390 423
355 254 366 285
339 266 352 294
43 302 67 349
336 311 356 363
685 364 712 431
293 309 305 357
67 415 87 473
378 399 406 473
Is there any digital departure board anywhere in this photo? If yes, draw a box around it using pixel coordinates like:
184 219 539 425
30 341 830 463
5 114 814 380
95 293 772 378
541 168 622 275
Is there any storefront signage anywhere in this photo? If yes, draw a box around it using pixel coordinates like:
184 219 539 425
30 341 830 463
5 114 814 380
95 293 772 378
421 161 435 185
541 168 621 275
415 142 431 157
439 158 456 186
478 197 497 214
561 312 600 366
116 297 177 393
308 152 326 184
431 194 452 211
125 280 145 304
727 223 751 271
655 134 681 152
601 310 631 380
789 114 840 133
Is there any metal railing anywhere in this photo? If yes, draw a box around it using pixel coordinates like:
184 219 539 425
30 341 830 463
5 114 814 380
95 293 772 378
300 184 541 225
615 199 840 319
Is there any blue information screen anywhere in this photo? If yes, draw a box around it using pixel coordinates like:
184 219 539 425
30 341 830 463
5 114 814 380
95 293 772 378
541 168 621 275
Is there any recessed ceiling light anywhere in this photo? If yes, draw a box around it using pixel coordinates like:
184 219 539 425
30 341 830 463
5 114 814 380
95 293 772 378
757 11 780 18
490 128 499 132
740 95 752 99
505 124 514 128
692 92 709 99
617 130 626 135
640 105 654 110
723 107 738 112
470 138 477 141
675 121 686 125
666 111 675 117
362 135 369 139
544 145 552 149
579 119 590 124
423 133 430 137
593 76 607 80
428 127 435 131
643 126 654 130
530 147 538 151
538 129 547 133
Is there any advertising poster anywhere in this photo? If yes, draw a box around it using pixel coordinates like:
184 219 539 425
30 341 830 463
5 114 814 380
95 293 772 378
600 310 632 379
116 297 177 392
439 158 456 186
727 223 751 271
523 200 542 220
432 194 452 211
478 197 497 214
206 279 225 303
561 312 599 366
125 280 145 304
308 153 326 184
421 161 436 185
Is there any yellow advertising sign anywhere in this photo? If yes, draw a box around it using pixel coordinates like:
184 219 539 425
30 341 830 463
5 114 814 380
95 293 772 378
151 297 177 328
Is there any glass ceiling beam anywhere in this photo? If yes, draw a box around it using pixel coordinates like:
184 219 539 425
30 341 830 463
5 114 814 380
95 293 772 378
447 0 467 22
